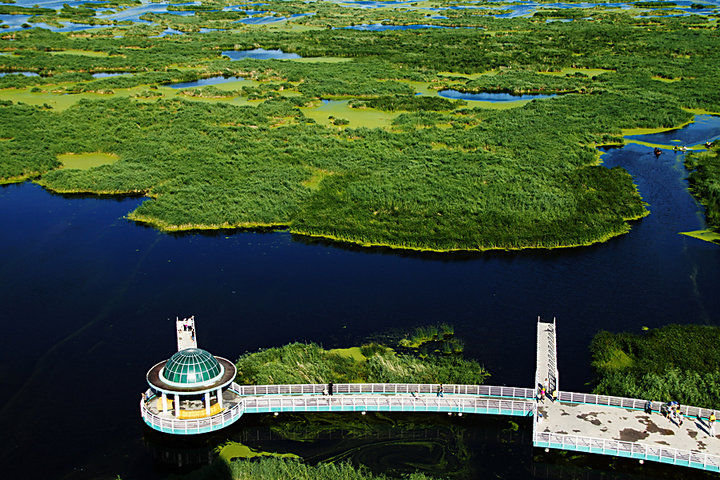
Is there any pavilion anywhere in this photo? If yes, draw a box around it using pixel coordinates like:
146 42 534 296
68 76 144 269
141 317 242 434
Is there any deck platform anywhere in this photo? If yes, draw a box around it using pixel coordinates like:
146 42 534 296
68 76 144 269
176 316 197 351
537 400 720 455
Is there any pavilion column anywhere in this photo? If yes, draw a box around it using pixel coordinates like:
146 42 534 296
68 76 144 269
174 394 180 418
162 392 168 413
205 392 211 416
217 388 223 409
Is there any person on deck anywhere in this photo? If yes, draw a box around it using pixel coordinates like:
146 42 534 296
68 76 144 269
710 412 716 436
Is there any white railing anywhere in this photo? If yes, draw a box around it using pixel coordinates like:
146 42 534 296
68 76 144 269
241 394 535 416
231 383 535 400
557 391 718 419
140 382 535 434
535 318 558 394
534 431 720 470
140 390 245 435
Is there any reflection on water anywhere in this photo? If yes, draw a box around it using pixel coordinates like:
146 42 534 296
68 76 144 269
144 412 720 480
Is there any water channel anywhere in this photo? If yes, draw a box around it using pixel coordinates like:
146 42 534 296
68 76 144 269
0 117 718 479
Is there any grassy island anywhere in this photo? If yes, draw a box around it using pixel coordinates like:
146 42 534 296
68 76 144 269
1 3 719 251
235 332 488 385
684 146 720 244
590 325 720 408
217 329 485 480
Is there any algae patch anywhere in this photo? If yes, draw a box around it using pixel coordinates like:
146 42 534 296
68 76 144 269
57 152 119 170
680 229 720 244
218 441 298 462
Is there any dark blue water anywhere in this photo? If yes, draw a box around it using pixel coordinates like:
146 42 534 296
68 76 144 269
439 89 557 102
0 112 718 478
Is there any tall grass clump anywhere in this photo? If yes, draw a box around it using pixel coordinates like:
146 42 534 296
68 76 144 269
590 325 720 408
229 458 436 480
235 342 489 385
685 147 720 232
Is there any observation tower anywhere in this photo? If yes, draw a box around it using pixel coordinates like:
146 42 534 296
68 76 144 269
140 316 243 434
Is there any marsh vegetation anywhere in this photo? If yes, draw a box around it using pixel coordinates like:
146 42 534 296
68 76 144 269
235 339 489 385
591 325 720 408
0 2 718 251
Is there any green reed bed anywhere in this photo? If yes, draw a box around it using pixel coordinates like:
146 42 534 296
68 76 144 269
235 342 489 385
0 11 718 251
591 325 720 408
685 146 720 235
229 458 436 480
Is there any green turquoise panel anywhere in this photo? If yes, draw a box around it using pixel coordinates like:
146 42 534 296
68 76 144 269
162 348 222 385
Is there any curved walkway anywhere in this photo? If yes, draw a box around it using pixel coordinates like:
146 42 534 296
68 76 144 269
141 383 535 435
140 320 720 472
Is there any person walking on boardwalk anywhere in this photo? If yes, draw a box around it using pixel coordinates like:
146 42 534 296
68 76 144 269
710 412 716 436
437 384 444 398
328 382 334 396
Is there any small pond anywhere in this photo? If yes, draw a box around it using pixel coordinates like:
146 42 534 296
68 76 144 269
91 72 133 78
222 48 301 60
438 89 557 102
169 76 246 89
0 71 39 77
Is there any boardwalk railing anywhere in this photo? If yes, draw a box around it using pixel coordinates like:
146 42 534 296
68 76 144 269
232 383 535 399
140 383 535 435
534 431 720 472
557 391 719 419
141 392 245 435
242 394 535 416
535 318 559 393
141 381 720 472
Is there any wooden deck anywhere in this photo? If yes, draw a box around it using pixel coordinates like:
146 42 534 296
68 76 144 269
176 316 197 351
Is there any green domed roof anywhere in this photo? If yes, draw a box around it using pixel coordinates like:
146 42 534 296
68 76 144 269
161 348 224 386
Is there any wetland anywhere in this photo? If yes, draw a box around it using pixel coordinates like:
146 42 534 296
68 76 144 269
0 1 719 479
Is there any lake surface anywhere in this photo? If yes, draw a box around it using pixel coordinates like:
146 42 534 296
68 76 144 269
0 108 718 480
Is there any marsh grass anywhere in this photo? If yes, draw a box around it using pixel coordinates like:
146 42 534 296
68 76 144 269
591 325 720 408
235 342 489 385
685 147 720 234
229 458 436 480
0 13 717 251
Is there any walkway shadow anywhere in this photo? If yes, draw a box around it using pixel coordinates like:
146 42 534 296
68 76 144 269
695 419 710 436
